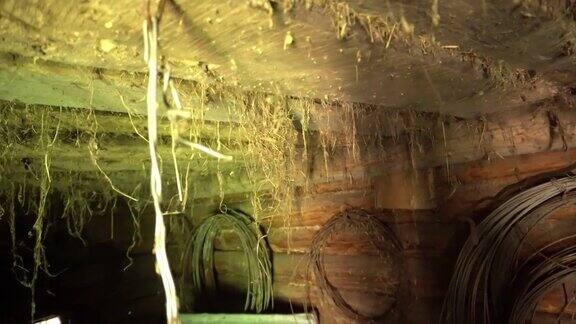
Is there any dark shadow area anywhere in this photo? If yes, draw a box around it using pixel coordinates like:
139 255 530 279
0 195 165 324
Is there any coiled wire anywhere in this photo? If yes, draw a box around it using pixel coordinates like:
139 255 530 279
181 209 273 313
442 169 576 323
309 208 401 321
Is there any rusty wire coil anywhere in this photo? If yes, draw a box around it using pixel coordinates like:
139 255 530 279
442 166 576 324
309 208 401 321
508 236 576 323
181 209 273 313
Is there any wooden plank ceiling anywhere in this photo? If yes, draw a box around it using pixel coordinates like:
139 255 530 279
0 0 573 119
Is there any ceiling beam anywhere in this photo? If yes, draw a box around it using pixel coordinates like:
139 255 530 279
0 0 562 117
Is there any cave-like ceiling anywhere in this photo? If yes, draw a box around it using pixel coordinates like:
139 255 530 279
0 0 574 119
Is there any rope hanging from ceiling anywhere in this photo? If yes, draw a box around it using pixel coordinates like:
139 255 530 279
181 209 273 313
309 208 401 321
143 0 233 321
442 165 576 324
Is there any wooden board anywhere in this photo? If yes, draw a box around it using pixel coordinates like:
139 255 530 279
0 0 561 117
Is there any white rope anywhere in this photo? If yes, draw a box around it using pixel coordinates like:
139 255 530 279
178 138 233 161
144 17 179 324
164 87 234 162
142 4 233 321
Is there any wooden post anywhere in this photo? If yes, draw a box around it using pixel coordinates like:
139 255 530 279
375 168 435 210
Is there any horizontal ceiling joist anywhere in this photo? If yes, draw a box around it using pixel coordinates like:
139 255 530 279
0 0 563 117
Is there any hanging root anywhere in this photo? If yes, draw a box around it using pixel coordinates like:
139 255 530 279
88 138 139 202
124 199 144 271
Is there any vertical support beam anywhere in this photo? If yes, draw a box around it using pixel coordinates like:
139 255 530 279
375 168 436 210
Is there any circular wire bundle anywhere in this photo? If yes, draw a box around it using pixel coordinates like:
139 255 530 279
508 237 576 323
181 209 273 313
491 192 576 318
309 208 401 321
442 174 576 324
